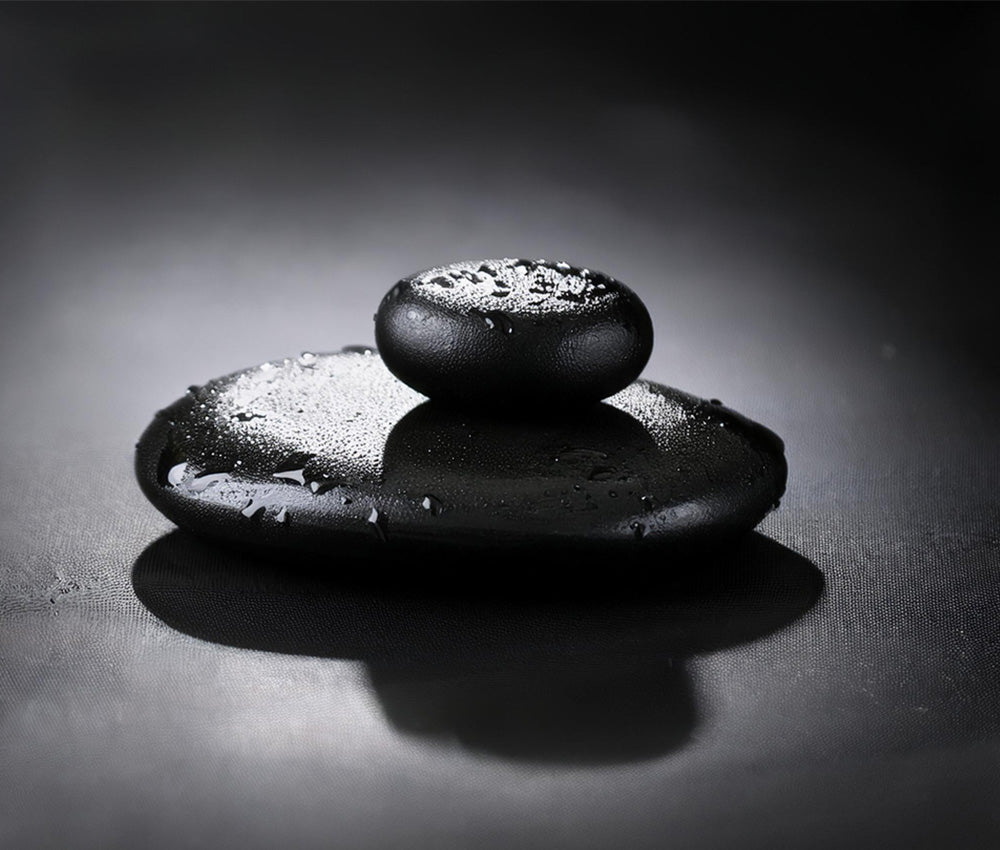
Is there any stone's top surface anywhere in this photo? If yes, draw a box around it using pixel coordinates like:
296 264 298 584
402 258 623 316
136 350 786 557
374 259 654 409
170 346 422 485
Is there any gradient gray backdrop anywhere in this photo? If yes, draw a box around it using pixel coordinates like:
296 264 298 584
1 5 998 849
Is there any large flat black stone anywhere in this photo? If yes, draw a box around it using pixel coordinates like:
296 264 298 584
135 349 787 557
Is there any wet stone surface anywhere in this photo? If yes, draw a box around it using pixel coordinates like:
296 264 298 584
135 349 787 558
374 259 654 410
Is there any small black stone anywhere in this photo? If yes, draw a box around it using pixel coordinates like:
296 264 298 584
374 259 654 410
135 350 786 558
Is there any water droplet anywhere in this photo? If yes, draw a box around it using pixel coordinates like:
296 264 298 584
710 398 722 406
231 411 263 422
488 311 513 334
341 344 376 356
478 263 497 277
188 472 230 493
468 308 512 333
368 507 387 541
167 462 188 486
429 275 454 288
309 478 338 495
629 521 646 539
241 498 267 519
421 494 443 516
608 490 618 498
298 351 317 366
588 466 615 482
273 468 307 485
187 385 200 395
640 495 656 512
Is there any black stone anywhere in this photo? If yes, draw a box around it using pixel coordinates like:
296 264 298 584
135 349 786 557
374 259 654 410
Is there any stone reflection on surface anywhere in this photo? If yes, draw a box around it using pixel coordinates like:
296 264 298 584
132 531 822 765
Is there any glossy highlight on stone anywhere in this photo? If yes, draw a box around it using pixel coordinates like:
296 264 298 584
374 259 654 410
135 349 786 557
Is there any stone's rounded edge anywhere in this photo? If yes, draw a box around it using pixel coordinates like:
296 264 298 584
134 393 394 560
134 394 239 545
134 394 229 541
374 260 655 409
374 279 485 402
710 398 788 511
134 352 788 559
620 282 654 379
134 401 176 522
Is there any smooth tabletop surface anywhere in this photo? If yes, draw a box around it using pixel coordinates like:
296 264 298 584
1 6 998 849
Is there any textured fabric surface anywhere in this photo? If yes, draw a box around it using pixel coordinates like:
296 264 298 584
1 6 998 849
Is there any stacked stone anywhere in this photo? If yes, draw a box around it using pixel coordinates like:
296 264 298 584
375 259 653 410
135 259 787 556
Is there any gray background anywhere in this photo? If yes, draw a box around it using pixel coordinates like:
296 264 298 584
1 5 998 848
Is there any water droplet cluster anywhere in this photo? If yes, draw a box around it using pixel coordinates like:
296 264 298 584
169 348 425 486
408 258 620 317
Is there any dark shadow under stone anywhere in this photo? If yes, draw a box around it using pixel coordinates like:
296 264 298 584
132 530 823 764
135 349 787 557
